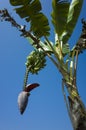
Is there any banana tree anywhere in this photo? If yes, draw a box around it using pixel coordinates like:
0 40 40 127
0 0 86 129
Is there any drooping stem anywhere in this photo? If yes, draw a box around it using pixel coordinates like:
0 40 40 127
0 9 39 44
23 67 29 90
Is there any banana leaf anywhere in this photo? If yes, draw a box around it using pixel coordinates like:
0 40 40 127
62 43 70 56
9 0 31 6
51 0 70 39
62 0 83 44
51 0 83 44
9 0 50 38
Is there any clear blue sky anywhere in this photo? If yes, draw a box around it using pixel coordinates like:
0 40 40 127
0 1 86 130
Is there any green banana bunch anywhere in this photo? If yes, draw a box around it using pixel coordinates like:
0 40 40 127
25 50 46 74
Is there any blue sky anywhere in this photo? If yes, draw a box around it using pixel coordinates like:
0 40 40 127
0 1 86 130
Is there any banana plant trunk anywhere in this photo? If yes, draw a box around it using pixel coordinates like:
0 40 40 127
63 81 86 130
